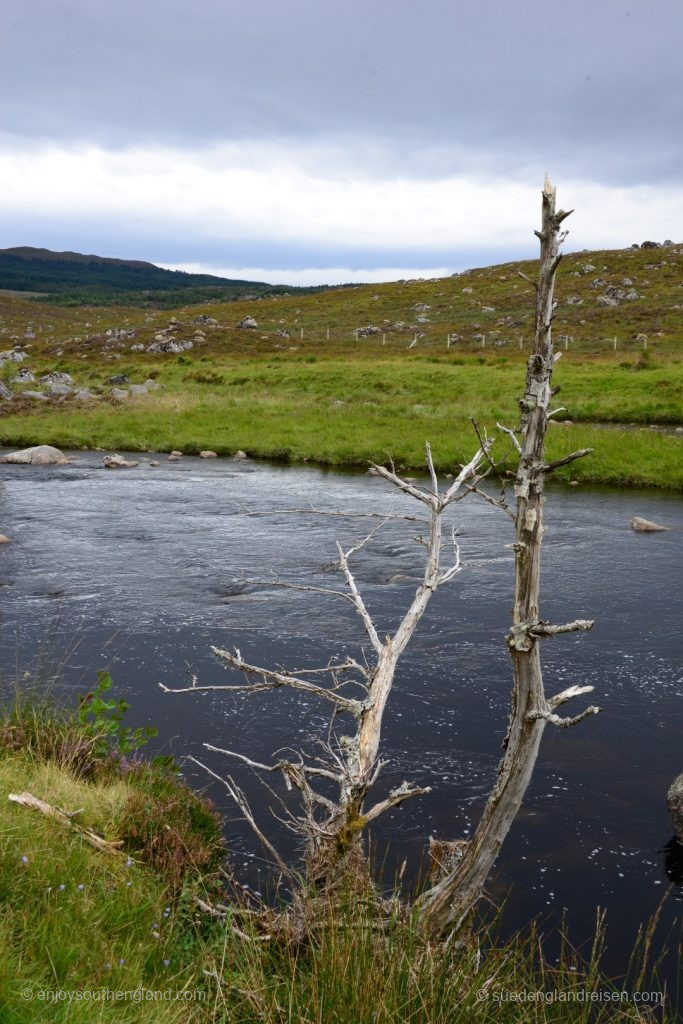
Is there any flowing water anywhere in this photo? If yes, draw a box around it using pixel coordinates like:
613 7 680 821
1 451 681 981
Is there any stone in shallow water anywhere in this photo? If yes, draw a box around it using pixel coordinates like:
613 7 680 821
630 517 669 532
103 454 139 469
199 450 217 458
0 445 70 465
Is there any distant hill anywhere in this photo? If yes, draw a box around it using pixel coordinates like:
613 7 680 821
0 246 335 307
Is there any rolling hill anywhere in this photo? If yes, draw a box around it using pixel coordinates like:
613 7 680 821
0 246 334 307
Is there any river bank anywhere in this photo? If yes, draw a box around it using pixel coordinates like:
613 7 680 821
1 354 682 488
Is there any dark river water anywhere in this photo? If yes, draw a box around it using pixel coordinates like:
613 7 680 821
1 451 681 983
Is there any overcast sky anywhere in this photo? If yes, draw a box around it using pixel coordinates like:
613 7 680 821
1 0 681 284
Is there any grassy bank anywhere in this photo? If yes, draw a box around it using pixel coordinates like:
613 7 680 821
0 694 678 1022
1 355 682 487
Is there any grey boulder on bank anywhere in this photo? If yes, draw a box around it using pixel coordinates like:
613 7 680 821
0 445 70 465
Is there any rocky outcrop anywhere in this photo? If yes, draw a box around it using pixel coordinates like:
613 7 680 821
355 325 382 336
0 348 28 364
0 445 70 465
630 517 669 532
39 372 73 386
667 774 683 844
109 388 130 400
193 314 217 325
238 316 258 329
11 368 35 384
146 339 193 354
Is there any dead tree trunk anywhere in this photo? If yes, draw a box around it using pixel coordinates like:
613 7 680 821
418 177 597 939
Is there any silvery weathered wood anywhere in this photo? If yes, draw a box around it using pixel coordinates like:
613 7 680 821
417 178 597 939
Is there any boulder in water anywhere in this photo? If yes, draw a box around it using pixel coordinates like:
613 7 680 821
630 517 669 533
103 454 139 469
199 450 218 458
0 445 70 465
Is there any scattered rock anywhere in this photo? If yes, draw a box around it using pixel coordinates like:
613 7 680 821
73 388 94 401
193 314 218 325
663 239 674 247
580 263 596 274
237 316 258 329
144 378 163 390
103 454 139 469
146 339 193 354
233 450 247 460
461 286 473 294
275 329 290 338
199 450 217 458
167 454 182 461
596 294 619 307
107 374 129 385
130 343 145 352
21 390 48 401
0 348 28 363
49 383 75 397
0 381 12 401
0 445 70 465
109 388 130 400
667 774 683 844
148 461 160 467
640 240 661 249
0 534 10 543
11 368 35 384
630 517 669 533
104 327 136 341
622 278 634 287
40 371 73 386
412 303 431 312
355 325 382 337
481 305 496 313
129 384 149 396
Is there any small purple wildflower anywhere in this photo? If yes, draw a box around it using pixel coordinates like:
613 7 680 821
126 881 132 887
58 884 66 891
118 958 125 966
105 962 112 971
125 857 133 867
20 855 28 864
163 959 171 968
77 884 84 891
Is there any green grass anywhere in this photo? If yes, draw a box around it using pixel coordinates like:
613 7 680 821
1 356 681 487
0 698 678 1023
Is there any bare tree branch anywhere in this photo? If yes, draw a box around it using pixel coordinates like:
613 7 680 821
363 782 432 824
529 619 595 637
186 756 294 880
544 449 594 473
160 649 365 717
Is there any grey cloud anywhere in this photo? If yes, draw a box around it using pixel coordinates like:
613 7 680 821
1 0 680 185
